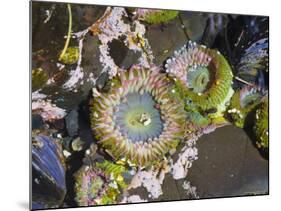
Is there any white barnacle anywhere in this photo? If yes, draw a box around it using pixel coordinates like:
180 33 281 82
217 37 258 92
85 149 91 155
63 150 71 158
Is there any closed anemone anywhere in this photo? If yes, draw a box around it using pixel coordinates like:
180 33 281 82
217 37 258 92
91 65 186 166
165 41 234 117
74 165 110 206
254 97 269 151
227 86 263 128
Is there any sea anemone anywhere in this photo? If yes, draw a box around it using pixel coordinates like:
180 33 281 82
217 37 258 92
90 65 186 166
32 68 48 91
74 160 128 206
254 97 269 151
227 86 263 128
133 9 179 24
74 165 113 206
164 41 234 117
59 46 79 65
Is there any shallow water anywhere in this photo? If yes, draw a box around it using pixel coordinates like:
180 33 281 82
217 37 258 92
31 1 268 209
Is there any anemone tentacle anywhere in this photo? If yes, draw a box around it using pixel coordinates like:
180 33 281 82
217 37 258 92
91 65 186 166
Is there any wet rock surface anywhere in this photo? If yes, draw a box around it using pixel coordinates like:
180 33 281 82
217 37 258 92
65 109 79 137
32 114 44 130
126 125 268 201
145 17 187 66
188 125 268 198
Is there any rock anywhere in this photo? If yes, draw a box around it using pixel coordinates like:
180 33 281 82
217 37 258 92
120 49 142 69
65 109 79 137
96 71 109 91
62 136 73 151
32 114 44 130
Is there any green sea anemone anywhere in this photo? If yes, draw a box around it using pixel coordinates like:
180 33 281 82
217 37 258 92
254 97 269 150
74 164 122 206
74 165 110 206
134 9 179 24
96 160 128 189
164 41 234 118
227 86 262 128
32 68 48 91
59 46 79 65
90 65 186 166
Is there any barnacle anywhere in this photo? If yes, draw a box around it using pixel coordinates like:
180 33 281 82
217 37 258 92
227 86 262 128
165 41 234 118
254 97 269 150
90 65 186 166
134 9 179 24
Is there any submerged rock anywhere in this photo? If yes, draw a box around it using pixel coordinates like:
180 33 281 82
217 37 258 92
32 114 44 130
65 109 79 137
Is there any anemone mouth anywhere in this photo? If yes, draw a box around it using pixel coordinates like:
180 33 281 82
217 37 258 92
91 65 186 166
186 65 212 94
165 41 233 112
114 92 163 143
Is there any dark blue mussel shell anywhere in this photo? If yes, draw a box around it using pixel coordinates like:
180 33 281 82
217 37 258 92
32 135 66 209
210 15 269 91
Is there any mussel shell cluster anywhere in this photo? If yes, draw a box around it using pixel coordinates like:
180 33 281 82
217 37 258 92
32 135 66 209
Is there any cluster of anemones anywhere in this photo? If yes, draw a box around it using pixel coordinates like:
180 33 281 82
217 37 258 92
90 65 186 167
227 86 263 128
164 41 234 118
